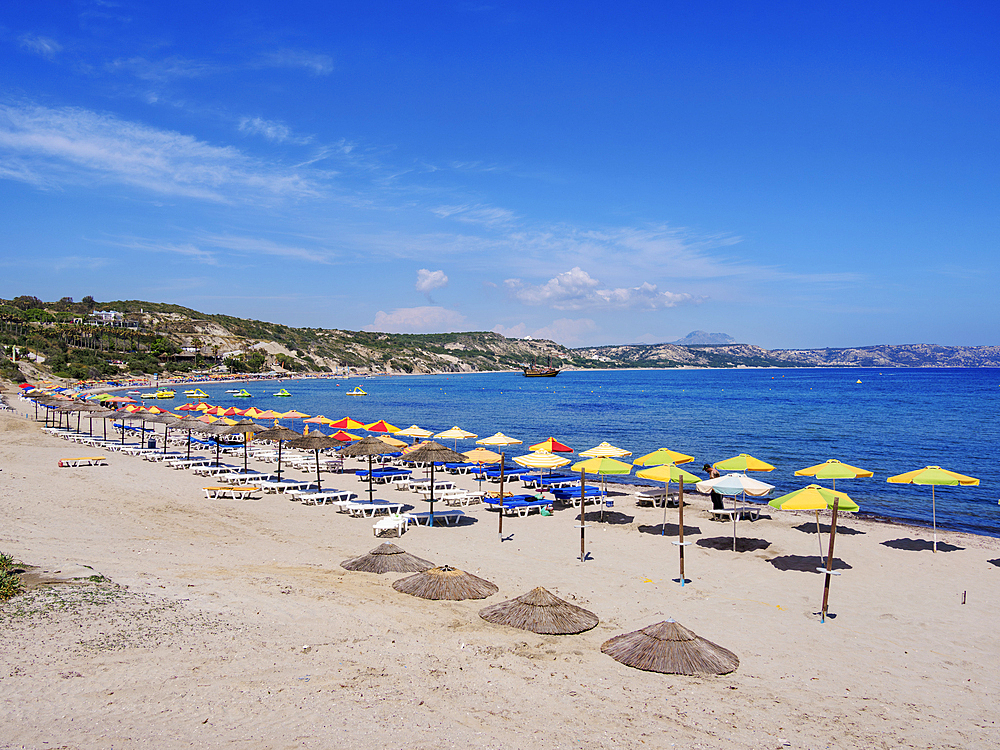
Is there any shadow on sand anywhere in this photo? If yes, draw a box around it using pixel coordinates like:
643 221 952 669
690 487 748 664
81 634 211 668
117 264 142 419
988 558 1000 567
696 537 771 553
582 510 634 525
768 555 853 573
792 522 865 536
881 538 964 552
637 523 702 537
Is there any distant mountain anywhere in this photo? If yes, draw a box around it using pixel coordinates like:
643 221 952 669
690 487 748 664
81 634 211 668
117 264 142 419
670 331 738 346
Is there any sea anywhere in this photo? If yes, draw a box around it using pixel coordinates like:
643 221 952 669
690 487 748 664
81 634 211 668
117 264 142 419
183 368 1000 537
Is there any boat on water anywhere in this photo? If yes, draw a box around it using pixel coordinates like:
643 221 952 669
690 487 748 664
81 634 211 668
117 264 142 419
127 390 142 395
154 390 176 399
232 389 252 398
274 389 292 397
522 363 561 377
139 392 158 399
225 389 243 394
346 387 367 396
184 388 208 397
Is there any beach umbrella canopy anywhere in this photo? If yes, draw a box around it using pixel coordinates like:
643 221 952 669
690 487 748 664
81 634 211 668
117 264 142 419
304 414 336 425
796 459 873 484
329 416 365 430
392 565 498 601
714 453 775 472
580 441 632 458
396 425 434 439
601 619 739 675
479 587 599 635
635 463 703 484
340 543 434 574
476 432 522 447
365 420 400 434
254 409 284 419
436 426 478 441
463 447 501 464
528 437 573 453
214 419 269 471
329 430 362 442
514 449 572 469
280 410 311 419
770 484 859 559
242 407 269 418
887 466 980 553
175 402 201 411
571 457 633 475
634 447 695 467
379 435 407 448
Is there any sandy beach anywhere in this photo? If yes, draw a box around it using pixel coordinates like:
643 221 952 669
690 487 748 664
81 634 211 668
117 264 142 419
2 393 999 749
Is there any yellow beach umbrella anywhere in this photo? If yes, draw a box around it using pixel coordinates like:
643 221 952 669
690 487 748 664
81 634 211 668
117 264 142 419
463 447 501 464
329 416 365 430
365 420 400 434
634 447 695 467
476 432 522 541
887 466 980 553
396 425 434 439
304 414 337 425
714 453 775 472
514 449 572 469
571 457 632 559
795 458 873 490
580 441 632 458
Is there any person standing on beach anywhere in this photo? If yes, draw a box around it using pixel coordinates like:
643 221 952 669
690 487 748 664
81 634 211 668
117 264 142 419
704 462 724 510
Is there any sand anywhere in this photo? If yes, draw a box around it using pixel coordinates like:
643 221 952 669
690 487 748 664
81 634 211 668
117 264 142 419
1 395 999 749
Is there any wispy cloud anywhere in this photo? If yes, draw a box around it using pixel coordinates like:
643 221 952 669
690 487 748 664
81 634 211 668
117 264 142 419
106 56 215 83
199 234 332 264
238 116 312 145
504 267 696 311
364 306 466 333
19 34 62 59
103 237 220 265
431 203 518 227
0 101 321 203
259 49 334 75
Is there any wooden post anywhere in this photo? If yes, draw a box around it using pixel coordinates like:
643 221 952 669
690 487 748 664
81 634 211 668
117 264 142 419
661 479 669 535
820 497 840 623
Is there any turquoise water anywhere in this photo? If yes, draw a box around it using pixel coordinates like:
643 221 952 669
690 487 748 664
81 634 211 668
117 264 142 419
196 368 1000 537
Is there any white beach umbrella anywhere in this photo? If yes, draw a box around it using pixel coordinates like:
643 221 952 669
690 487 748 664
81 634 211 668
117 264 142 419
696 473 774 551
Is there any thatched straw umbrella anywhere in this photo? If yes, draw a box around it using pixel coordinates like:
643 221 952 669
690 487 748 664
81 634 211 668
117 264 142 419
601 619 739 675
285 433 345 490
398 440 467 526
112 407 149 447
214 419 269 472
141 411 182 453
255 425 302 480
174 414 215 460
340 543 434 574
479 587 598 634
339 435 396 502
392 565 498 600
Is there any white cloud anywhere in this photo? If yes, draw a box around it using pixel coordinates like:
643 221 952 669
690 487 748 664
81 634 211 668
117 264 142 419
492 318 598 346
201 234 331 264
238 117 312 145
504 267 695 310
0 101 320 203
416 268 448 293
261 50 334 75
19 34 62 59
431 203 518 227
364 306 466 333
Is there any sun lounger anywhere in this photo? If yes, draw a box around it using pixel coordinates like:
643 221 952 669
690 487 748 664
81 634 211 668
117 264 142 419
287 489 354 506
373 514 409 537
343 500 406 518
501 498 553 517
258 479 318 494
57 456 107 467
166 457 213 469
217 471 278 485
708 504 762 522
441 491 483 507
402 509 466 526
192 464 240 477
202 486 262 500
414 480 458 497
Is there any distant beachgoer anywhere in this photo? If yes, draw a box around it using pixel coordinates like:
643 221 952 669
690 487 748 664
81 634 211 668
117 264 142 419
703 463 724 510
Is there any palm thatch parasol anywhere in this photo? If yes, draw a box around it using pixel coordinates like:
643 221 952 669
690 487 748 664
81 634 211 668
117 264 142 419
215 419 270 472
392 565 498 600
174 414 216 460
286 433 346 490
255 425 302 480
601 619 739 675
399 440 467 526
141 411 182 453
479 587 598 634
339 435 397 502
340 543 434 574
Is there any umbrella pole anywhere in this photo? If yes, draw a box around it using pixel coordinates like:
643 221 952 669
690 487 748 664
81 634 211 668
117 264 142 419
579 469 587 562
820 498 841 623
186 430 191 460
315 449 321 491
368 455 374 503
244 432 249 473
163 424 169 454
497 454 504 541
276 440 282 481
429 462 435 527
816 510 824 559
661 480 670 535
733 493 739 552
931 485 937 553
678 477 687 585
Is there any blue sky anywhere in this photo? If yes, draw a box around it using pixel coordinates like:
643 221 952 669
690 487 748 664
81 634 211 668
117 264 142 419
1 1 997 349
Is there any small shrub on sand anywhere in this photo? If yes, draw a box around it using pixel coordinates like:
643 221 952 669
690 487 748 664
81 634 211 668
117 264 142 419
0 551 25 601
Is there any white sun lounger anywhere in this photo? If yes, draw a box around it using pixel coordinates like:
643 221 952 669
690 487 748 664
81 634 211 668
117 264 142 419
402 509 466 526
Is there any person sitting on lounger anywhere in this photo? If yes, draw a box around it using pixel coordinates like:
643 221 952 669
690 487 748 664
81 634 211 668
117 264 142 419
704 463 724 510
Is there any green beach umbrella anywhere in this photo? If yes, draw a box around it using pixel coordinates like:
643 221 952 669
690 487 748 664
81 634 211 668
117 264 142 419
570 457 632 560
795 459 873 490
476 432 522 541
633 447 695 467
714 453 775 473
887 466 980 553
